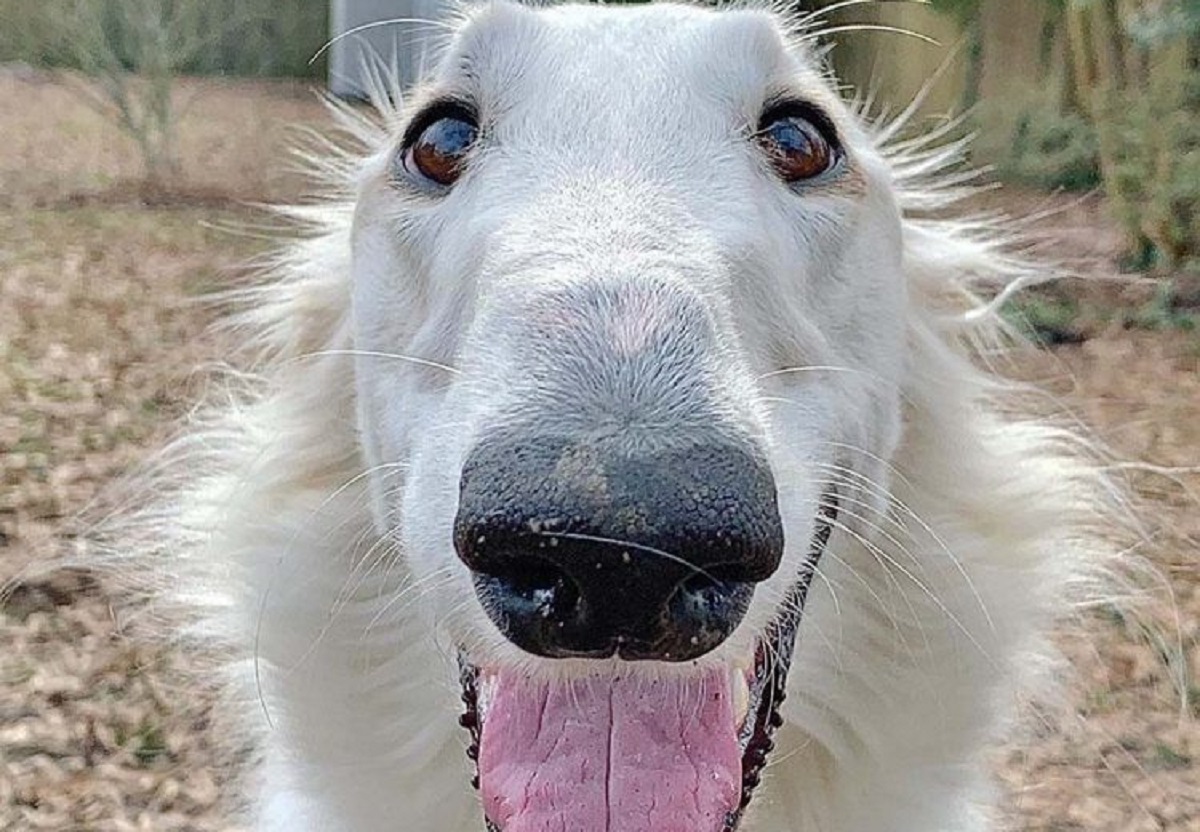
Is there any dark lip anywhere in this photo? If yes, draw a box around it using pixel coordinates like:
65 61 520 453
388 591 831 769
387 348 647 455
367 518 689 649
459 492 839 832
721 493 837 831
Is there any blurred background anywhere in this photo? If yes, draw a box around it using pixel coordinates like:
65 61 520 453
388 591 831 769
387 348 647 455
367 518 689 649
0 1 1196 829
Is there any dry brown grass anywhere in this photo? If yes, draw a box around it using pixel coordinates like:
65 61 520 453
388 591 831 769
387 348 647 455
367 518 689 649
997 333 1200 831
0 72 1196 831
0 72 319 831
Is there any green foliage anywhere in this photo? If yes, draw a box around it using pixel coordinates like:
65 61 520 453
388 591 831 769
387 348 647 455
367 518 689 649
1004 280 1200 344
1011 107 1102 191
1089 53 1200 271
972 0 1200 271
1123 0 1200 46
1001 295 1086 345
977 89 1102 191
1153 742 1193 770
114 718 170 766
928 0 984 24
1126 281 1200 330
131 722 169 766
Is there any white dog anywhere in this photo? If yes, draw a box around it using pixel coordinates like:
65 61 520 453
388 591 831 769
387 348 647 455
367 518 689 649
103 3 1120 830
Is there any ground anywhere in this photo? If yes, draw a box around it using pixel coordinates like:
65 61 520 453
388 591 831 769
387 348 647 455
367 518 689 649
0 69 1196 831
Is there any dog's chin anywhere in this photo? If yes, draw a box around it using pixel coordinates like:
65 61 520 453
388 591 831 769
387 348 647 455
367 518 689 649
455 499 836 832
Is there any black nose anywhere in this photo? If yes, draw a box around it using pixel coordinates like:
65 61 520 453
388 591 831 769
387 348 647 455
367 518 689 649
453 431 784 662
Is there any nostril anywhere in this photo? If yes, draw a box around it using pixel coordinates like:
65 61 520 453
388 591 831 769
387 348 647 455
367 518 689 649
675 569 754 615
476 558 583 625
655 571 755 660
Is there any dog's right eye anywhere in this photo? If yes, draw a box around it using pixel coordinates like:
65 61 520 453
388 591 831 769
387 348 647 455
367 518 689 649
399 105 479 188
755 103 841 184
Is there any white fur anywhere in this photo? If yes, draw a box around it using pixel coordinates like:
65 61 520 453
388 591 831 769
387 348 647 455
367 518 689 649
99 3 1124 831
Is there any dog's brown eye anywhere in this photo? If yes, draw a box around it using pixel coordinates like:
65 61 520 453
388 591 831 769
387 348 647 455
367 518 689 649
757 113 838 182
403 115 478 187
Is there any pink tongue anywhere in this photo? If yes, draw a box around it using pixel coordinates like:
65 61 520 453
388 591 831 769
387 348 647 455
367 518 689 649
478 668 741 832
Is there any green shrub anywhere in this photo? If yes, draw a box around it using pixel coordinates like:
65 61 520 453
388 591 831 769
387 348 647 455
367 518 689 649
1125 281 1200 331
1012 108 1101 191
1001 295 1087 345
994 95 1102 191
971 85 1102 192
1093 76 1200 272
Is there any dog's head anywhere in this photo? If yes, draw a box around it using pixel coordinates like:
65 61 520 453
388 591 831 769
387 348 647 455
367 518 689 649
350 4 907 829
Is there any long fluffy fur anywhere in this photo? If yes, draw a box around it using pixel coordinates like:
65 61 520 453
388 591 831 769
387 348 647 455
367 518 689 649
92 4 1129 830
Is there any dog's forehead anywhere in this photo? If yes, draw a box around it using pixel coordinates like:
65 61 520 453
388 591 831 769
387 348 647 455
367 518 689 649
441 3 829 122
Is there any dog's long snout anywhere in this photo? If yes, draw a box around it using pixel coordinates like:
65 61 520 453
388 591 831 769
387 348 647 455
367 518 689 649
453 431 784 661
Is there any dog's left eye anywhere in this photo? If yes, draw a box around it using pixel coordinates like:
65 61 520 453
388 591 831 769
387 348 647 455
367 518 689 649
756 109 840 182
400 106 479 187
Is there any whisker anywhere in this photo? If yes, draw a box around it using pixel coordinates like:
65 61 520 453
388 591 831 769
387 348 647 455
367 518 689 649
252 460 406 723
528 531 721 584
793 0 933 31
310 17 459 65
809 460 996 631
829 513 994 662
330 529 403 620
287 348 461 375
800 23 940 47
756 364 879 383
817 550 920 660
824 516 936 657
364 568 460 636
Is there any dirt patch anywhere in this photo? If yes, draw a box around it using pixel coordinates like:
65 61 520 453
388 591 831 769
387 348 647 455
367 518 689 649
0 76 1197 831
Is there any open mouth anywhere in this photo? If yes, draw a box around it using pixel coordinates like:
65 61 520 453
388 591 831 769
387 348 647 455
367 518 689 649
458 496 837 832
